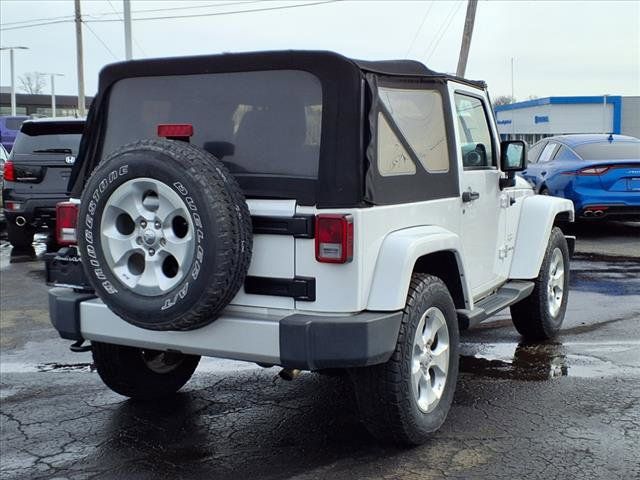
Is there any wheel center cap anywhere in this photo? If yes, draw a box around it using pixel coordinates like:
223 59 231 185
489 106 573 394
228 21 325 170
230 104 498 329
143 229 157 245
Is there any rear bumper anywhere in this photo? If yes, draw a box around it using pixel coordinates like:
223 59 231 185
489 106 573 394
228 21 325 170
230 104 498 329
568 188 640 219
3 193 67 229
48 288 402 370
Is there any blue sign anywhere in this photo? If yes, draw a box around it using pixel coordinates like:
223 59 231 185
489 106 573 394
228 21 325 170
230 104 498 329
497 119 512 125
534 115 549 124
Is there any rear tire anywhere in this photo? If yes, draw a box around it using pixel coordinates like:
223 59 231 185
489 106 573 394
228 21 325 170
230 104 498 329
7 222 34 248
351 274 459 445
92 341 200 400
510 227 569 340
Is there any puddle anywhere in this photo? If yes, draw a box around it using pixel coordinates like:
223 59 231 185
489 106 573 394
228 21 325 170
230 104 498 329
0 234 55 268
460 342 635 381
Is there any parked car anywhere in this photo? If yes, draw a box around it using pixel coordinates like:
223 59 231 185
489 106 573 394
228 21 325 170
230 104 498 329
2 118 85 247
522 134 640 220
0 115 29 152
0 143 8 227
47 50 574 446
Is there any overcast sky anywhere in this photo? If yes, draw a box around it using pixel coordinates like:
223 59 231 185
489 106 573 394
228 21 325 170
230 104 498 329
1 0 638 100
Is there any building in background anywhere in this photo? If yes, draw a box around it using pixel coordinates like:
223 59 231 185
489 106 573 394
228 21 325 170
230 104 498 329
0 86 91 117
495 96 640 144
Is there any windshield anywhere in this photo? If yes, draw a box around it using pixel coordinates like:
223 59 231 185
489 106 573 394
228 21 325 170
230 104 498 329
574 141 640 160
103 70 323 179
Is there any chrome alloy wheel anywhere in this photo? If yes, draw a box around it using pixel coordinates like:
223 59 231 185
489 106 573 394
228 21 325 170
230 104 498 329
547 247 565 318
100 178 195 296
411 307 450 413
141 350 184 374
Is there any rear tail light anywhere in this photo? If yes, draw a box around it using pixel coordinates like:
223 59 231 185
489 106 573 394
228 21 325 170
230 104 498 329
3 161 15 181
578 166 610 175
4 201 22 211
56 201 79 246
157 124 193 141
315 214 353 264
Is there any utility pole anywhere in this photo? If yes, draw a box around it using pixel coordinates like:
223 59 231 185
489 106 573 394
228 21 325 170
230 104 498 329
0 46 29 116
456 0 478 77
74 0 86 116
123 0 133 60
511 57 515 138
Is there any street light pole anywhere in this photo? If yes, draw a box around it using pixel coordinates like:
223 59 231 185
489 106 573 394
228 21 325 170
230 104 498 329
0 46 29 116
38 72 65 118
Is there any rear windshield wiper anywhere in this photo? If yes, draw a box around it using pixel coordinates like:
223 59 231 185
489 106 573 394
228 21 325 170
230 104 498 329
32 148 73 154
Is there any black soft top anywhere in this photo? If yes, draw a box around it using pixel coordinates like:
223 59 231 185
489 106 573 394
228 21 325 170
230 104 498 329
71 50 484 206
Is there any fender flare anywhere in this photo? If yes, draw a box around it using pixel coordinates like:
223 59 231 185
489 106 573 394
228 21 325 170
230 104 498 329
509 195 574 279
366 226 470 311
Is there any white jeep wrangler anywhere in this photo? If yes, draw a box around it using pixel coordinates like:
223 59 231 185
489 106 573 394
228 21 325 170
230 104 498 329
48 51 574 446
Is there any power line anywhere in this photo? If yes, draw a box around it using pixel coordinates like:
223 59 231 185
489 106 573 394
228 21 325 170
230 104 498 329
405 2 434 57
81 20 119 61
1 1 338 31
0 1 261 27
424 1 464 62
106 0 148 57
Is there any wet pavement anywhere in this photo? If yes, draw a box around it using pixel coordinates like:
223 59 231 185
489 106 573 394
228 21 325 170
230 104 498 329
1 223 639 479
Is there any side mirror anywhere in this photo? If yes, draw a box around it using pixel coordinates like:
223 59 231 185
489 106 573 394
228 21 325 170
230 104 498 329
501 140 527 172
499 140 527 189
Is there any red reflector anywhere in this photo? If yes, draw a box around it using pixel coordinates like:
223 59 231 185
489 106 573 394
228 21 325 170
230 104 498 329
157 124 194 139
315 214 353 264
3 161 15 182
56 201 79 246
585 206 609 211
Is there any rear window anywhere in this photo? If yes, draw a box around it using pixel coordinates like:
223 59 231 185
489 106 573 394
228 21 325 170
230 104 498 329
12 122 84 156
103 70 323 179
574 141 640 160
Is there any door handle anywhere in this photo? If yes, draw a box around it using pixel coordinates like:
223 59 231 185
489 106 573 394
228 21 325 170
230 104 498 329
462 191 480 202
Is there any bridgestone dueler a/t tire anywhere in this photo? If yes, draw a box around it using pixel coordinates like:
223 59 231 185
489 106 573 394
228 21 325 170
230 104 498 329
92 341 200 400
350 274 460 445
510 227 569 340
78 139 252 331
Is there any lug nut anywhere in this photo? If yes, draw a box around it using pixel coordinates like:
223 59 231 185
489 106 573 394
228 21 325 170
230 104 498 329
136 237 143 245
148 248 155 256
155 221 161 229
140 220 147 228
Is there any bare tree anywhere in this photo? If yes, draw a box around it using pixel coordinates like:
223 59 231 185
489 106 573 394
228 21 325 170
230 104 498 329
493 95 516 107
18 72 46 94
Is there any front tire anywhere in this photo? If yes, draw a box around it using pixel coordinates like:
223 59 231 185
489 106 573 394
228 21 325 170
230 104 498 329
351 274 460 445
510 227 569 340
92 342 200 400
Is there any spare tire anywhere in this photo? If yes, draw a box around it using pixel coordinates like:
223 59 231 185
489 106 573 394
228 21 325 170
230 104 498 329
77 139 252 331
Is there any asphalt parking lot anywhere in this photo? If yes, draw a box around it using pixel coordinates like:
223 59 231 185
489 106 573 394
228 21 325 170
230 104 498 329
1 222 639 480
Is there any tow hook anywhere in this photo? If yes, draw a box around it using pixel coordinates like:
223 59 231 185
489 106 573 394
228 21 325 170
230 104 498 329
278 368 301 381
69 340 92 353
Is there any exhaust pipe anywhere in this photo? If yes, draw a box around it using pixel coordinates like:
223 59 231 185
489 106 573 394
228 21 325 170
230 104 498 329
593 210 605 217
15 216 26 227
583 211 593 217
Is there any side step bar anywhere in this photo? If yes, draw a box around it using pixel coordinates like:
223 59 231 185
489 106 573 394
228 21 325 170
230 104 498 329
456 280 534 330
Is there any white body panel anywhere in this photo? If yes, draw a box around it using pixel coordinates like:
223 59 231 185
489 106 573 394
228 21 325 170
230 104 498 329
230 199 296 309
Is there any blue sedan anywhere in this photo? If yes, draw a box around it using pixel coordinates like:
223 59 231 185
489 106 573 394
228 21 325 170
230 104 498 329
521 134 640 220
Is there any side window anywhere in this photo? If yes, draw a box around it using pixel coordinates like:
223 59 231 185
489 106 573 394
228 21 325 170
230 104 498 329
453 94 495 169
377 113 417 176
538 143 558 163
378 87 449 173
527 141 546 163
553 146 581 161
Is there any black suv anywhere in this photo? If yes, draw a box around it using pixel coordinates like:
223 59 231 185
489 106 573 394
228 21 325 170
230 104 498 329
2 118 85 248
